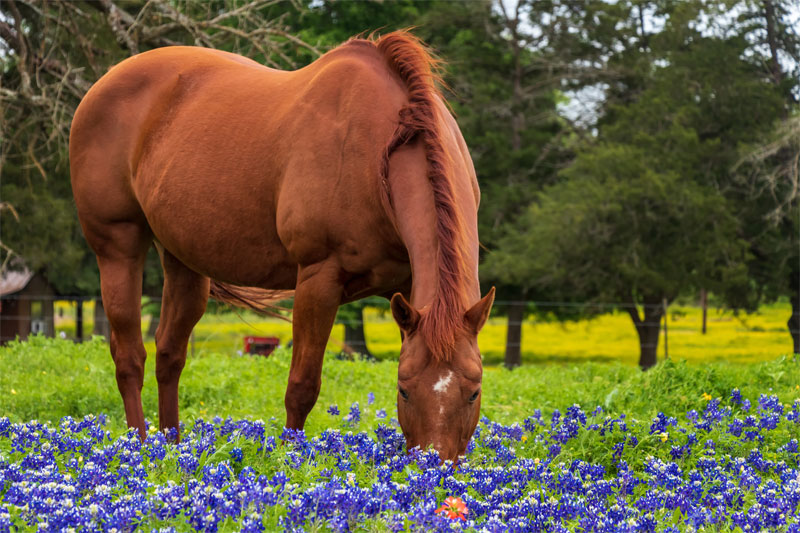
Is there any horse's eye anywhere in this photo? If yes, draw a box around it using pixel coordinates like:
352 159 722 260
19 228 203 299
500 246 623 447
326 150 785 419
469 390 480 403
399 388 409 401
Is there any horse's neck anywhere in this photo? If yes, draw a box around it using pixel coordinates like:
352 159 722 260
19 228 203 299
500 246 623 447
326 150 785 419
385 140 480 311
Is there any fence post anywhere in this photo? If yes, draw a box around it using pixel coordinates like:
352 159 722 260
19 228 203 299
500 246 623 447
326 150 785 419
662 298 669 360
700 289 708 334
93 297 110 341
75 298 84 342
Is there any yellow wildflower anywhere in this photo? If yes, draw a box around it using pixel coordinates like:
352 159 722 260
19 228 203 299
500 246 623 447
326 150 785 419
660 432 668 442
701 393 712 401
521 435 528 443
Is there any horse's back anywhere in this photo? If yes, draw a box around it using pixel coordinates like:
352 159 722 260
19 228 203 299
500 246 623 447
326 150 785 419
70 47 270 217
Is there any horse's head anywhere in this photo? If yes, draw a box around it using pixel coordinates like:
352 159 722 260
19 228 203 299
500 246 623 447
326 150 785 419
390 288 495 462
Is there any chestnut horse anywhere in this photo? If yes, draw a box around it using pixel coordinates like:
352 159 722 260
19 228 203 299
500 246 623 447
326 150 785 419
70 31 494 461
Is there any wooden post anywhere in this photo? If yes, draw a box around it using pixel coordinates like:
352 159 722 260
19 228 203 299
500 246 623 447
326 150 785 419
662 298 668 360
504 301 525 369
93 297 110 341
75 299 84 342
700 289 707 335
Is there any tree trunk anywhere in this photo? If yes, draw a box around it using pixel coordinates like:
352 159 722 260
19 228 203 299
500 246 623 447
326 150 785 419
147 312 160 339
93 298 110 341
344 306 371 357
763 0 783 86
505 301 525 369
75 299 83 342
789 297 800 355
626 299 663 370
789 266 800 354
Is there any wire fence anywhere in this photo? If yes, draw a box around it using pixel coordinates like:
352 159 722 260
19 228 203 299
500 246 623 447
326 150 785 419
1 293 797 360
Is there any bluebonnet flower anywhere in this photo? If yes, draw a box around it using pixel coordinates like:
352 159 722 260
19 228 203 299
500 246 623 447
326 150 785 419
2 385 800 531
344 402 361 425
730 388 742 404
230 447 243 463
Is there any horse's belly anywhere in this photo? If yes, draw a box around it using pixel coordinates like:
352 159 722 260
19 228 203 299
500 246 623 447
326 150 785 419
140 187 297 288
159 225 297 289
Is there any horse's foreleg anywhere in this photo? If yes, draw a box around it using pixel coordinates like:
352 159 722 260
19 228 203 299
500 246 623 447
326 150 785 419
155 250 209 441
285 261 342 429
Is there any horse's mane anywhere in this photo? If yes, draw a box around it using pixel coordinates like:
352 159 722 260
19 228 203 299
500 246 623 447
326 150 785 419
360 31 473 361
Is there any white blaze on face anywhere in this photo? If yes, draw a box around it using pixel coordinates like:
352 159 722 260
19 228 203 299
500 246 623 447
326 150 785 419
433 370 453 394
434 371 454 430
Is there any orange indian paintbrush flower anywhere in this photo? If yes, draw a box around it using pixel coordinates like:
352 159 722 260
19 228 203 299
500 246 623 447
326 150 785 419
435 496 469 520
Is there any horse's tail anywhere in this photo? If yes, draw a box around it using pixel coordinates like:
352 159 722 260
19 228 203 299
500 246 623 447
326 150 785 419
208 280 293 321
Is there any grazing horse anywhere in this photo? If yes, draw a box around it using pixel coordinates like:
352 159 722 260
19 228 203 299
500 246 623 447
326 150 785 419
70 31 494 461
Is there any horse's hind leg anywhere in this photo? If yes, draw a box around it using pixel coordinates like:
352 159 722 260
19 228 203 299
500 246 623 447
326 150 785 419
155 249 209 439
91 224 152 440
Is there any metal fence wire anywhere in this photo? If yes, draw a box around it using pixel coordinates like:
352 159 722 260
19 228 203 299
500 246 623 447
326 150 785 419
1 293 797 355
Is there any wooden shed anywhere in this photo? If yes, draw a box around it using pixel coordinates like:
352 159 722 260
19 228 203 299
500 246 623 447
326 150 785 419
0 267 55 344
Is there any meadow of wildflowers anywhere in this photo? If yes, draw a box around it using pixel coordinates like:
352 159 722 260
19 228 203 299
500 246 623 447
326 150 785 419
1 338 800 531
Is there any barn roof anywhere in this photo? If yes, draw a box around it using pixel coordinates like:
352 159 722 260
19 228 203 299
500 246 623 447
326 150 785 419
0 267 34 297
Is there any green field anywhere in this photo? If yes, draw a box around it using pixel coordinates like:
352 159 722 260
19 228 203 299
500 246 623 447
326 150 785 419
54 300 796 367
1 334 798 438
2 336 799 531
31 299 797 438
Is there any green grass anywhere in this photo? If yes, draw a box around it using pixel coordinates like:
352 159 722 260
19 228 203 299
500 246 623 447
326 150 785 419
54 300 796 367
2 335 798 442
2 337 799 530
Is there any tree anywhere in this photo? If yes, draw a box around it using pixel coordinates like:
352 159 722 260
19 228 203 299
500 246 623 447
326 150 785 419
486 2 794 367
334 298 391 358
0 0 314 296
721 0 800 352
415 0 573 367
736 114 800 351
487 142 750 368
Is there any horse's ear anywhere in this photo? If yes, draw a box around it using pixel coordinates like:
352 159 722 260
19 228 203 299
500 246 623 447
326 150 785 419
391 293 420 334
464 287 495 334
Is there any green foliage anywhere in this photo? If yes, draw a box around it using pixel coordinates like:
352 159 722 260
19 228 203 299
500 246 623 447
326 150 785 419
483 0 797 362
0 184 96 294
487 143 750 306
334 298 388 325
1 336 798 437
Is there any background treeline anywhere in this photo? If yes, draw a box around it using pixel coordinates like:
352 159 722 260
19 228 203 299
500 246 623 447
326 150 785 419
1 0 798 369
